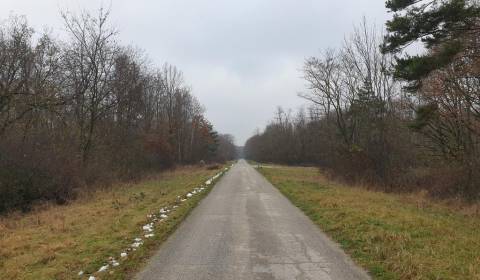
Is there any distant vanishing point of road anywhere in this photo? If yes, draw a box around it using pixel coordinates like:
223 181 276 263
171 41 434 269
135 160 370 280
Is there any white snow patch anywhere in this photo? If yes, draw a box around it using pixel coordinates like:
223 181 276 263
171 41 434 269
98 264 109 272
88 276 96 280
131 238 143 248
120 252 127 258
143 224 153 232
131 242 142 248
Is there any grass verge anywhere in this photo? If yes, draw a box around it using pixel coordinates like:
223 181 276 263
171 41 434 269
0 165 227 280
256 164 480 280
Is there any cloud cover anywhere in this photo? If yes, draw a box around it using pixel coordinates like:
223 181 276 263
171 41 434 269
1 0 390 144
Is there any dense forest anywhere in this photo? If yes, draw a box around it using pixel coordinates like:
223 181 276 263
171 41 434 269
245 0 480 199
0 9 236 212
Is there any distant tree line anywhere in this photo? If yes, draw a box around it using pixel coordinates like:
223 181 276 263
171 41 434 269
246 0 480 199
0 9 235 212
214 134 237 163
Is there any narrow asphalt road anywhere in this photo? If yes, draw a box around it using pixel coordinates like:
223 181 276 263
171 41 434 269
135 160 370 280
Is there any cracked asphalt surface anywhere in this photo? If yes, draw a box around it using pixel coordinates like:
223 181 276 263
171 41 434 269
135 160 370 280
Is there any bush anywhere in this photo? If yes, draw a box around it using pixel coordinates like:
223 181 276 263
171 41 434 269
0 135 81 213
206 164 221 170
0 157 79 213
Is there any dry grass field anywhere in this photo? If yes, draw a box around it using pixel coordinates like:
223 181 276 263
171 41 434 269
257 165 480 280
0 165 225 280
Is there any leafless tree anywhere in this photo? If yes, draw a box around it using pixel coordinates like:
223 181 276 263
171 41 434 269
0 9 222 212
61 7 120 164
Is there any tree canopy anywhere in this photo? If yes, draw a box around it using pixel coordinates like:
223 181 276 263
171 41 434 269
382 0 480 90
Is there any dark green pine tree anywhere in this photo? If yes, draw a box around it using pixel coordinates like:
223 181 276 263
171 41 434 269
352 78 385 121
207 126 219 161
382 0 480 91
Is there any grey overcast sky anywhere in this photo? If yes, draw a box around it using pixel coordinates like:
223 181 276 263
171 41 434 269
1 0 390 145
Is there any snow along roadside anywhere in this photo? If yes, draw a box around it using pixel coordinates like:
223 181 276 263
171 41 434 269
78 164 233 280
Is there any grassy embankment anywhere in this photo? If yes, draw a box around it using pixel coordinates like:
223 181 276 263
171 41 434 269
0 165 226 280
257 165 480 280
